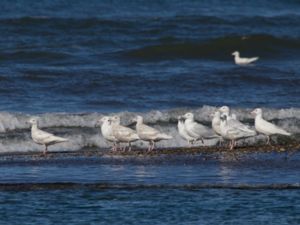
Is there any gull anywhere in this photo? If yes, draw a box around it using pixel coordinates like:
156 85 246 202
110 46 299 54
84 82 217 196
110 116 139 151
211 111 224 145
232 51 259 65
220 114 256 150
211 111 221 136
183 112 219 144
28 118 68 155
251 108 291 144
135 115 172 151
177 116 197 146
96 116 118 151
219 106 256 134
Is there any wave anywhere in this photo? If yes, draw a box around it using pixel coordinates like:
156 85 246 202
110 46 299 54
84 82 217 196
0 106 298 153
0 182 299 191
0 16 135 30
125 34 300 60
2 14 300 27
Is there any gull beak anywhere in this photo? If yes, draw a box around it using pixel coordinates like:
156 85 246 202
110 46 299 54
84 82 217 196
250 111 256 116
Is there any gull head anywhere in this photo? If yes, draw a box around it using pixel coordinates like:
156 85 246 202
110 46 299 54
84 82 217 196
28 117 39 125
96 116 112 126
218 106 230 114
232 51 239 56
251 108 262 117
111 116 121 125
183 112 194 120
134 115 143 124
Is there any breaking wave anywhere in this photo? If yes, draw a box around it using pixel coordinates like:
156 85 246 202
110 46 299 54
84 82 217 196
0 106 299 153
126 34 300 60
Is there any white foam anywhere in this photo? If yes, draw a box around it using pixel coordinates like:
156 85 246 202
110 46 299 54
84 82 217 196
0 106 298 153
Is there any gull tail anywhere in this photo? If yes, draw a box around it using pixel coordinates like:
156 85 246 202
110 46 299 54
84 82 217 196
249 57 259 63
243 129 257 138
130 133 140 141
277 129 291 136
158 133 173 140
53 136 69 143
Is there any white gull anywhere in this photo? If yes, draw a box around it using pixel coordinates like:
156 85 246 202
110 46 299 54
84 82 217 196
135 115 172 151
177 116 197 146
97 116 118 151
183 112 219 144
111 116 139 151
232 51 259 65
219 106 256 135
29 118 68 155
251 108 291 144
219 114 256 150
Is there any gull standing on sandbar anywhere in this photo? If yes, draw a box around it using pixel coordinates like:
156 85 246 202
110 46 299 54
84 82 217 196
251 108 291 144
177 116 198 146
219 106 256 134
135 115 172 151
183 112 219 144
111 116 139 151
232 51 259 65
29 118 68 155
219 114 255 150
96 116 118 151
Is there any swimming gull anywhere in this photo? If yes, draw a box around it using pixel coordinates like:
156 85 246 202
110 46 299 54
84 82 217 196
135 115 172 151
28 118 68 155
232 51 259 65
251 108 291 144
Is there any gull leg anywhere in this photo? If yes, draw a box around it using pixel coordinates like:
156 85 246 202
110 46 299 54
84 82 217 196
229 140 234 150
43 145 48 155
128 142 131 151
148 142 151 152
111 142 116 151
266 136 270 145
152 141 156 151
218 138 223 147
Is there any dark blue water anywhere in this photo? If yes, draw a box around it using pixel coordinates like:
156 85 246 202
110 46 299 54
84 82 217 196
1 1 300 224
0 153 300 224
0 0 299 112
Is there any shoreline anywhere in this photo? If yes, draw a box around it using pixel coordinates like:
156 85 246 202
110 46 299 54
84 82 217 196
0 142 299 161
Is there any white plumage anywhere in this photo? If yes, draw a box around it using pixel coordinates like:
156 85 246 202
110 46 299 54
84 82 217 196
183 112 219 144
219 114 256 150
219 106 256 135
211 111 221 135
29 118 68 155
135 115 172 151
251 108 291 144
177 116 197 146
111 116 139 151
97 116 118 151
232 51 259 65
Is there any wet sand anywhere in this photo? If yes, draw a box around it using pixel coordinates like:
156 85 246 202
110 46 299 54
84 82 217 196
0 142 299 162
